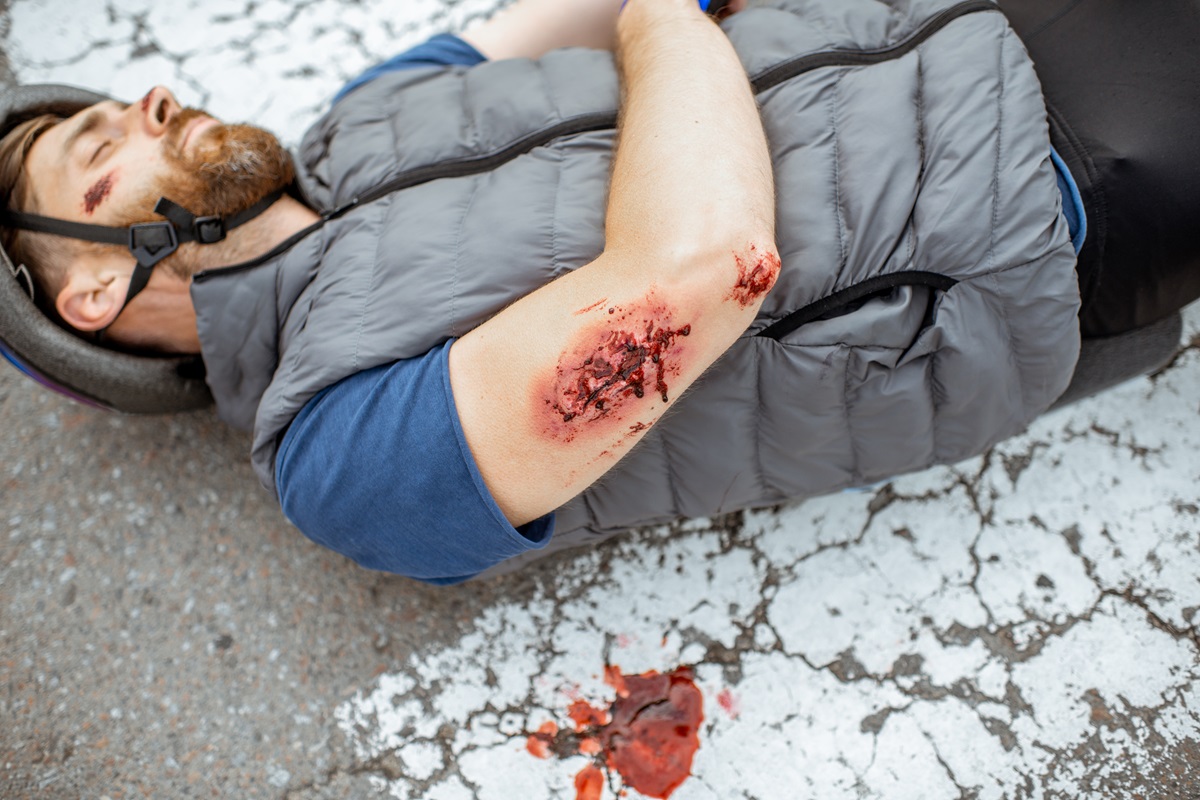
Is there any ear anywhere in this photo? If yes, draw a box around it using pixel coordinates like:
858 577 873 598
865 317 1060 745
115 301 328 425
55 260 129 333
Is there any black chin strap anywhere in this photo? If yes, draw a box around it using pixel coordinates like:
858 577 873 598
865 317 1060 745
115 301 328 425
1 188 284 308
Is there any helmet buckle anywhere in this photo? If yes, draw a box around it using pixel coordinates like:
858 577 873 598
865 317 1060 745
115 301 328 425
194 216 226 244
128 221 179 268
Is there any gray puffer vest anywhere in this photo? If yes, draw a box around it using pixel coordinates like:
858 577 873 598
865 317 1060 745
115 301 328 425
191 0 1080 571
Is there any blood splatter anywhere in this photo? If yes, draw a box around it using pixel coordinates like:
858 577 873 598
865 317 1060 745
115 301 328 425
716 688 741 719
526 665 705 800
726 244 781 308
601 667 703 799
603 664 629 699
82 172 116 215
575 765 605 800
526 721 558 759
569 699 609 730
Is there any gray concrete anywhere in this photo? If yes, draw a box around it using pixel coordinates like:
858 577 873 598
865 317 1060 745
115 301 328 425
2 1 1198 798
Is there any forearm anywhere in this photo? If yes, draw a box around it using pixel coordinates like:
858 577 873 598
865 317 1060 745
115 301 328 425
448 0 778 526
461 0 624 60
606 0 775 258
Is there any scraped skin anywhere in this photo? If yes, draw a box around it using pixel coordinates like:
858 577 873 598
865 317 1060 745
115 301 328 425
447 0 778 527
573 298 609 315
541 290 691 442
82 171 116 215
727 242 781 308
21 85 315 352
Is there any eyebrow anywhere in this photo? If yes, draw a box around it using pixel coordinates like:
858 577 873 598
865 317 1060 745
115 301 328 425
61 107 105 160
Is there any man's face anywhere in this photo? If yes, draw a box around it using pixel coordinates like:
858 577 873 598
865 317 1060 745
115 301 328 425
24 86 293 277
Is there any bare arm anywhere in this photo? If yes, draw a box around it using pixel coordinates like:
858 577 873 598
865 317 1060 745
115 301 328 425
461 0 746 60
462 0 625 59
448 0 778 526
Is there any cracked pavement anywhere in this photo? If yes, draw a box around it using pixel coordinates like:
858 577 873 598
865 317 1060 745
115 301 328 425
2 0 1199 798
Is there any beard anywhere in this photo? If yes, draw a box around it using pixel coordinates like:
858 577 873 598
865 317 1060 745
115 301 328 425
160 108 295 218
118 108 296 278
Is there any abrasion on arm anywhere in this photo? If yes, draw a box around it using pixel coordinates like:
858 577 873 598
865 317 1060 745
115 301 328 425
448 0 779 526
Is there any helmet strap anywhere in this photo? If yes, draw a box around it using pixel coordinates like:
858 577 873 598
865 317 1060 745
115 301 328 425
1 187 285 312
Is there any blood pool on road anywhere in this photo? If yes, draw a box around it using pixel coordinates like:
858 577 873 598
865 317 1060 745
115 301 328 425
525 665 705 800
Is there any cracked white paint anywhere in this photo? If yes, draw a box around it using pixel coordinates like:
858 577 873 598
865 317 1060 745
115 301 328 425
5 1 1199 797
330 306 1200 796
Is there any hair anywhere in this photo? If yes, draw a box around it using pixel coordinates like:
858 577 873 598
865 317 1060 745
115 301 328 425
0 114 77 310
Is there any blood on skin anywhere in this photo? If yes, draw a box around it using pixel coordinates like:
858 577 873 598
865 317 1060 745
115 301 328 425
140 92 152 114
555 322 690 421
574 298 610 315
541 294 692 443
726 243 781 308
532 665 705 800
83 172 116 215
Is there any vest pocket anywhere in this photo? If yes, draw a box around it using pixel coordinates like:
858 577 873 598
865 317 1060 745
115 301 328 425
757 271 957 343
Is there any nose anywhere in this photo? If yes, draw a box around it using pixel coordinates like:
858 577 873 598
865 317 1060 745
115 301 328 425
131 86 181 137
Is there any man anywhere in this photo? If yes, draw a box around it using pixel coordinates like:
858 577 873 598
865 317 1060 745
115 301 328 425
0 0 1083 583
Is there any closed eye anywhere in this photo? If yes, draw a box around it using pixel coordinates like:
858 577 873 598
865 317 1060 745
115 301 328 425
89 141 110 166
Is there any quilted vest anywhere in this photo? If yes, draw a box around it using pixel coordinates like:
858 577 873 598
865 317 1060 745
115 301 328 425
190 0 1080 569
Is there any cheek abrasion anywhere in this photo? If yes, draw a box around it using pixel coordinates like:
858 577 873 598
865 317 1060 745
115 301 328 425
540 292 692 442
82 171 117 215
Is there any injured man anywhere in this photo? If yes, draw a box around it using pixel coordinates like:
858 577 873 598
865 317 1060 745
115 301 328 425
0 0 1195 584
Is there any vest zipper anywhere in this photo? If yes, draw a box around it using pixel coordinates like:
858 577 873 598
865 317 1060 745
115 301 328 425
193 0 999 285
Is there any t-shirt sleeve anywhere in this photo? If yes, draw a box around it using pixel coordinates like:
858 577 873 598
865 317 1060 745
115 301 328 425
274 340 554 585
333 33 488 105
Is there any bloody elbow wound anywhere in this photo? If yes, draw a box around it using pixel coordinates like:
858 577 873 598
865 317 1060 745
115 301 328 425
726 242 781 308
540 292 692 442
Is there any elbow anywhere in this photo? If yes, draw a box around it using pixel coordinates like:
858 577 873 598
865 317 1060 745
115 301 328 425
722 238 781 310
640 230 781 310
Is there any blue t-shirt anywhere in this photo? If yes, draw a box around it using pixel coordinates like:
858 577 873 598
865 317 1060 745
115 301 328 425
333 33 487 105
277 341 554 585
278 35 553 586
